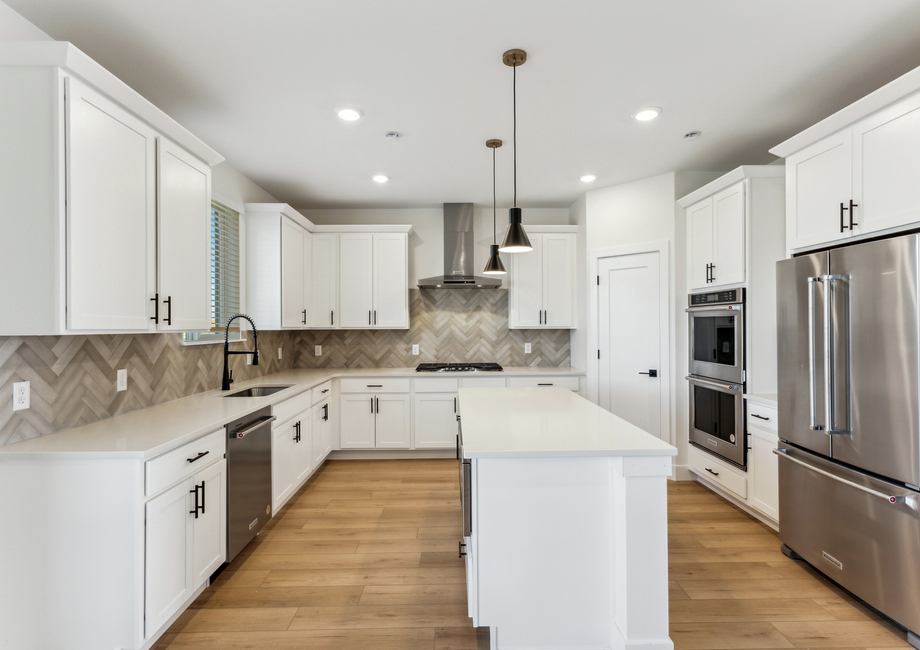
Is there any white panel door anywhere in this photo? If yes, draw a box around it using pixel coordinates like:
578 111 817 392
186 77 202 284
192 459 226 587
373 233 408 328
293 412 314 485
712 183 745 287
281 218 305 328
686 198 713 291
853 93 920 235
339 233 374 328
340 394 376 448
313 400 330 466
749 428 779 520
510 235 543 328
145 479 193 638
272 421 295 511
414 393 458 448
66 78 156 331
786 131 852 251
375 394 411 448
302 229 313 328
312 234 338 328
156 137 211 331
598 252 662 438
542 233 575 328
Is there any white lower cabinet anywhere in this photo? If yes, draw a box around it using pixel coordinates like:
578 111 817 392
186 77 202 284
747 409 779 521
375 394 411 448
145 456 226 638
293 415 314 486
273 409 313 513
313 398 333 465
340 392 410 449
414 393 459 448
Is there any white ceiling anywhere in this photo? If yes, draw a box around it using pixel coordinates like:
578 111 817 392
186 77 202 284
10 0 920 209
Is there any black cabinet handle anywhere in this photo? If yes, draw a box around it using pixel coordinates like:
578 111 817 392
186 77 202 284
849 199 858 229
321 389 329 394
709 264 715 283
374 310 377 325
187 451 209 463
367 385 383 388
840 202 849 233
150 293 159 323
370 397 374 413
639 369 658 377
544 310 547 324
459 540 466 558
302 309 306 325
189 481 204 518
705 467 720 477
323 403 329 421
369 310 372 325
163 296 172 325
539 310 542 325
751 413 770 421
456 433 460 460
538 383 553 386
331 310 334 326
376 397 379 413
454 397 457 413
200 479 206 515
294 421 301 443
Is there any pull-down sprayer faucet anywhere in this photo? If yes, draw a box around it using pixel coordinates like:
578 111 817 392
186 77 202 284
222 314 259 390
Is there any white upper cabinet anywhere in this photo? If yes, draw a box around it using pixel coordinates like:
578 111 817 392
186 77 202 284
339 233 375 328
373 233 409 329
686 182 745 291
281 218 307 328
772 69 920 254
311 233 339 328
508 227 577 329
0 43 221 336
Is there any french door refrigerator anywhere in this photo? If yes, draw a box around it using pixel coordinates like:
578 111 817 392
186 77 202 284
776 233 920 645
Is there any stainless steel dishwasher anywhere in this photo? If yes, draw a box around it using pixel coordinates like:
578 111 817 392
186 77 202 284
226 407 275 561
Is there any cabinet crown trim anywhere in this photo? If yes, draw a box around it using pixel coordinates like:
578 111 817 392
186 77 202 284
677 165 784 207
0 41 223 166
244 203 315 230
310 224 413 234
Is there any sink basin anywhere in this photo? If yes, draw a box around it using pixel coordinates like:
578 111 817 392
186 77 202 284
223 385 293 398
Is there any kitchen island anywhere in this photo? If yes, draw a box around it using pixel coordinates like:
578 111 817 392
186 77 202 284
458 386 676 650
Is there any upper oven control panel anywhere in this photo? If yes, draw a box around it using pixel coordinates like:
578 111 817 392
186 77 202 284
689 288 744 306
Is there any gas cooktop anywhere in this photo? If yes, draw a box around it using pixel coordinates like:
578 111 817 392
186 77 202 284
416 363 503 372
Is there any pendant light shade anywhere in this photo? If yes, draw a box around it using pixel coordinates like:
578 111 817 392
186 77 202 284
483 138 507 275
499 207 532 253
498 48 532 253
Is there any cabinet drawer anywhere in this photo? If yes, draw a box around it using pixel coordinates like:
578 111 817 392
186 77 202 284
507 376 580 391
414 377 459 393
689 446 747 499
746 403 778 433
274 390 313 426
340 377 410 393
146 428 225 497
460 377 506 389
312 380 333 405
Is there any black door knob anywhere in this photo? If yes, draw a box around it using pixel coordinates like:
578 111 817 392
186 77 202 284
638 369 658 377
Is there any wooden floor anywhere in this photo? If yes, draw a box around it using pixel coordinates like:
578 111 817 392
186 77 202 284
154 459 912 650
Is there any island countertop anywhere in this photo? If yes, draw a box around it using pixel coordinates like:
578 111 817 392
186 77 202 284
458 386 677 459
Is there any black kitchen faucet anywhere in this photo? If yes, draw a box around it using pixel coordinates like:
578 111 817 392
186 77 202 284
222 314 259 390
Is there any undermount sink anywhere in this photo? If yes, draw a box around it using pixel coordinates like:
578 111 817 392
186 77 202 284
223 385 292 398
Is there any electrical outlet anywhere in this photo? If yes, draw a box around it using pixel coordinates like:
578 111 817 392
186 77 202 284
278 347 283 360
13 381 30 411
412 344 419 356
315 345 322 356
116 369 127 392
524 343 532 353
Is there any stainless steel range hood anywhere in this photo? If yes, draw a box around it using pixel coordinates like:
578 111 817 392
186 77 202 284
417 203 502 289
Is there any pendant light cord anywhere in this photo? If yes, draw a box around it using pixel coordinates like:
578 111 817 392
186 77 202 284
512 62 517 208
492 147 497 244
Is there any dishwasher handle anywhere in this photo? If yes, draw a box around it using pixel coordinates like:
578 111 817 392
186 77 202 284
230 415 277 439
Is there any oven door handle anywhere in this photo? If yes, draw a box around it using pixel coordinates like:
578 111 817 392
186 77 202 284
685 305 744 314
685 376 742 393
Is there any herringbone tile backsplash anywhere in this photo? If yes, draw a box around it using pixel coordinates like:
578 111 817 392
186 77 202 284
0 289 570 447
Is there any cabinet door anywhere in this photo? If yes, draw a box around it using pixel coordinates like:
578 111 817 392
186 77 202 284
313 401 329 466
192 458 226 587
786 131 852 252
340 394 376 448
145 479 193 638
312 234 338 327
542 233 575 327
293 412 314 486
272 420 295 511
339 233 374 328
156 137 211 331
302 229 313 328
749 428 779 521
373 233 409 328
414 393 458 448
66 78 156 331
712 183 745 286
323 400 334 457
687 198 714 291
281 218 305 328
510 235 543 328
853 93 920 236
375 394 411 448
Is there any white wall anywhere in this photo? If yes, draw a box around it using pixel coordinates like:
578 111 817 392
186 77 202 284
299 207 570 287
0 1 52 40
212 161 278 208
569 194 587 371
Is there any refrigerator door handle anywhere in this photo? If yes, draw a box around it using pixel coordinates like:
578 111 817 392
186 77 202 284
774 448 907 504
807 277 824 431
823 274 848 435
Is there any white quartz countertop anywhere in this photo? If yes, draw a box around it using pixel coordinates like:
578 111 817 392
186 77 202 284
0 367 585 461
458 387 677 459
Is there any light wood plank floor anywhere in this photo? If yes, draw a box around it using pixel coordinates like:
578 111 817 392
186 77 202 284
154 460 912 650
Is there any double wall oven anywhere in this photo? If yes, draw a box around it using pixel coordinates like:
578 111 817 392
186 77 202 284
687 288 746 468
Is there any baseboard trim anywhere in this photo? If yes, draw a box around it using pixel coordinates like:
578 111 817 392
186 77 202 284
670 464 693 481
328 449 456 460
141 580 208 650
692 473 779 531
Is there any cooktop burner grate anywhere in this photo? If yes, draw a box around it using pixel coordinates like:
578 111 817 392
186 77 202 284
416 363 503 372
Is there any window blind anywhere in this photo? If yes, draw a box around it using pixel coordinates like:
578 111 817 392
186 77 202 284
210 201 241 332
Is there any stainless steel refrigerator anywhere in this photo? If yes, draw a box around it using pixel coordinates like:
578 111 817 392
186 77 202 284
777 233 920 645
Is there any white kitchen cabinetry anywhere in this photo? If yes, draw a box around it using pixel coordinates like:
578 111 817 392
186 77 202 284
313 397 334 465
373 233 410 328
772 72 920 254
508 227 577 329
340 378 411 448
312 233 339 328
686 182 745 290
0 43 221 336
339 233 374 327
414 392 459 448
746 402 779 521
244 204 314 330
272 409 313 512
338 232 410 329
340 394 377 448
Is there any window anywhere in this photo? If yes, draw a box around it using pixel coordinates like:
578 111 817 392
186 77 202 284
183 200 241 344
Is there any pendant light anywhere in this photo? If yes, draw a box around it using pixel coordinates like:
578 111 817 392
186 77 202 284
482 139 507 275
499 48 533 253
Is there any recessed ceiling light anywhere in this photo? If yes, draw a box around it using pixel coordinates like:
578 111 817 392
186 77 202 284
373 175 389 183
580 174 597 183
634 107 661 121
337 107 363 121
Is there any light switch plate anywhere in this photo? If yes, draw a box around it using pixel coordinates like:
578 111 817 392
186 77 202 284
13 381 30 411
524 343 532 353
412 344 419 356
278 347 283 360
315 345 322 356
116 369 127 392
